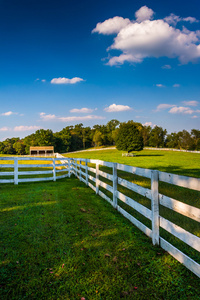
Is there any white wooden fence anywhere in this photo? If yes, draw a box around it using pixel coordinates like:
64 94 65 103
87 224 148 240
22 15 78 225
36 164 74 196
0 155 200 278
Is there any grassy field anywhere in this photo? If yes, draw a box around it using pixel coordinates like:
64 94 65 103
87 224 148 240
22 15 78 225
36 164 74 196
64 148 200 264
0 178 200 300
64 148 200 178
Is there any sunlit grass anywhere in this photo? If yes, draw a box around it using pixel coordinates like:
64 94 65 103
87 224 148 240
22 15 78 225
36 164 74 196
0 179 199 299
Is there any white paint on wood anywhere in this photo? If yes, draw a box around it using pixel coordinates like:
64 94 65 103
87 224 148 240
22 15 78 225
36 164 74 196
19 170 53 175
160 216 200 252
53 158 56 181
117 191 152 220
99 170 113 181
151 170 159 245
14 157 18 185
56 174 68 180
118 177 151 200
113 163 118 208
88 166 96 174
159 171 200 191
0 179 14 183
18 164 52 168
96 162 99 194
55 169 68 173
0 172 14 176
99 180 113 193
88 174 96 183
117 205 152 238
0 164 13 168
85 159 88 186
88 181 96 192
160 238 200 278
117 163 152 179
159 194 200 222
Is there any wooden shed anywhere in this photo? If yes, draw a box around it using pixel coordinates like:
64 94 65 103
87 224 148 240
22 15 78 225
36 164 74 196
30 146 54 156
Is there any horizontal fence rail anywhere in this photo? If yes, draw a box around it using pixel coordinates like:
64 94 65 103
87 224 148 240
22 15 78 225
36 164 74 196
0 154 199 278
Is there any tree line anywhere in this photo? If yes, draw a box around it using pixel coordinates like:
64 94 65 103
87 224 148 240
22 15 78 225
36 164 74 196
0 119 199 155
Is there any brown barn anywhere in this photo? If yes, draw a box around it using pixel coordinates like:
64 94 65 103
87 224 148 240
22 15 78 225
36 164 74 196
30 146 54 156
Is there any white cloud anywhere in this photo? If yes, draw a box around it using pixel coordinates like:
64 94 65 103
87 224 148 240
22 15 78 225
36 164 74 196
156 84 165 88
0 127 10 131
40 112 56 121
92 16 131 35
70 107 95 113
192 115 198 118
93 6 200 65
169 106 194 114
182 100 198 106
41 79 46 82
173 84 180 87
51 77 84 84
40 112 105 122
135 6 154 23
14 126 41 132
155 104 176 112
162 64 172 69
59 115 105 122
104 103 132 112
1 111 17 116
164 13 199 26
143 122 155 127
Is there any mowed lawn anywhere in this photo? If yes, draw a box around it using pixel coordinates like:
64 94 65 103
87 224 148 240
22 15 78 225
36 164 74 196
0 178 200 300
64 148 200 178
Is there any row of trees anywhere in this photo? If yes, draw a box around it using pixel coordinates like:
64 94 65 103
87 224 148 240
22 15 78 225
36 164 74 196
0 119 199 155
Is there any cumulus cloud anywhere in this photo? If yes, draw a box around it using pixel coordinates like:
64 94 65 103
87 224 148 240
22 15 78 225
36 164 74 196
0 127 10 131
92 16 131 35
135 6 154 23
192 115 198 118
59 115 105 122
143 122 155 127
155 104 176 111
92 6 200 65
156 83 165 87
40 112 56 121
162 64 172 69
51 77 84 84
182 100 198 106
14 126 41 132
169 106 194 114
40 112 104 122
164 13 199 26
70 107 96 113
1 111 17 116
104 103 132 112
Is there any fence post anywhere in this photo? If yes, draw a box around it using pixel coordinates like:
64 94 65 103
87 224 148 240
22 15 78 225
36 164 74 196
53 158 56 181
14 157 18 185
96 161 99 194
75 159 78 177
151 170 159 246
113 163 118 208
68 159 71 178
79 160 82 182
85 159 88 186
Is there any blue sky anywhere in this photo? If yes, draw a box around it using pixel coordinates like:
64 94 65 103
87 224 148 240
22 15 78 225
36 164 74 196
0 0 200 141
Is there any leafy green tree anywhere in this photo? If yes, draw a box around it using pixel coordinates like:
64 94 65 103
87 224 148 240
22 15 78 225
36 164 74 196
13 140 26 155
149 126 167 148
115 121 144 153
93 130 104 147
191 129 200 150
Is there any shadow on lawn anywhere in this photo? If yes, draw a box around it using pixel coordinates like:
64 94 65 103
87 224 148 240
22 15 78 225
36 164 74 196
0 179 199 299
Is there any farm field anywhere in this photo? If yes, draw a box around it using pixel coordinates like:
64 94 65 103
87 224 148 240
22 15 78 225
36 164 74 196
0 178 200 300
64 148 200 178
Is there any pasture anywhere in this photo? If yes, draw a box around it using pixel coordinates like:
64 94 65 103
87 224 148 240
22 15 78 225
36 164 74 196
0 179 200 300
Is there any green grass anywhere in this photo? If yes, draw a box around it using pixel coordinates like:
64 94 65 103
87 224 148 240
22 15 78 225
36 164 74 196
64 148 200 264
64 148 200 178
0 178 200 300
